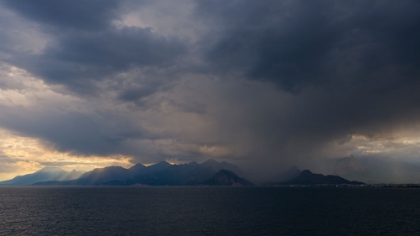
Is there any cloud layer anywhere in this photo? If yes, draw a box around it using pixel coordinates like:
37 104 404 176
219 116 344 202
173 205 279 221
1 0 420 176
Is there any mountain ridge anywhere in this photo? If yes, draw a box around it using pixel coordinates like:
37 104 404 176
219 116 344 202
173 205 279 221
33 159 252 187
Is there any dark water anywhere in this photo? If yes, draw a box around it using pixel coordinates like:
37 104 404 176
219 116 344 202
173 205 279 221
1 187 420 235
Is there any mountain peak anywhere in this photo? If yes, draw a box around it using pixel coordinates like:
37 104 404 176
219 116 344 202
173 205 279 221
131 163 145 167
156 161 170 166
129 163 146 171
145 161 171 172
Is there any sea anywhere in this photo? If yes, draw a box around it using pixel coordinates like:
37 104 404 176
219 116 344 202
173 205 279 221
0 187 419 235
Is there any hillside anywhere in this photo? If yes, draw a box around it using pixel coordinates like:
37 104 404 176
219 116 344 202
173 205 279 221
0 167 83 186
201 170 254 186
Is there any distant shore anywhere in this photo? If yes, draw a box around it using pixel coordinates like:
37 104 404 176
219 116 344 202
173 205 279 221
268 184 420 188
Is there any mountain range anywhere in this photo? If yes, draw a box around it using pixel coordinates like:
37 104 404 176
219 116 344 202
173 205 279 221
8 157 410 186
0 167 83 186
32 159 254 186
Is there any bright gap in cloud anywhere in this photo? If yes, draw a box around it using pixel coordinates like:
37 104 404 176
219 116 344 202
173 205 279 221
0 128 132 181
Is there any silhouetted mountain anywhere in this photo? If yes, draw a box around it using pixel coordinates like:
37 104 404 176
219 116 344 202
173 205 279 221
33 159 247 186
36 161 174 186
125 162 216 186
279 170 364 185
0 167 83 186
34 166 131 186
147 161 172 172
201 170 254 186
326 156 420 184
75 166 131 185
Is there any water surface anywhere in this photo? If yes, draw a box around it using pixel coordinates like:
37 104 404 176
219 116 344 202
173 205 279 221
0 187 419 235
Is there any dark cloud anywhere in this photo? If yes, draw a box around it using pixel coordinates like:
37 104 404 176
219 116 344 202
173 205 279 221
13 27 186 92
118 86 157 102
1 0 186 94
190 0 420 172
1 0 120 30
0 0 420 177
197 0 420 93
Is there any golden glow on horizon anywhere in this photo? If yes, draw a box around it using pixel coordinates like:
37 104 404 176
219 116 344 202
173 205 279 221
0 128 132 181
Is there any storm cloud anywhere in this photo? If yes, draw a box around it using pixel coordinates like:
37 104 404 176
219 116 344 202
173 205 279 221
0 0 420 175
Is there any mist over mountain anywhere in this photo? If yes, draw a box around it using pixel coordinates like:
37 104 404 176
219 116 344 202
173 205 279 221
0 167 83 186
325 156 420 184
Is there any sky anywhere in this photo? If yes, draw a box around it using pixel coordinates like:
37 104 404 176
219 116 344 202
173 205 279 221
0 0 420 180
